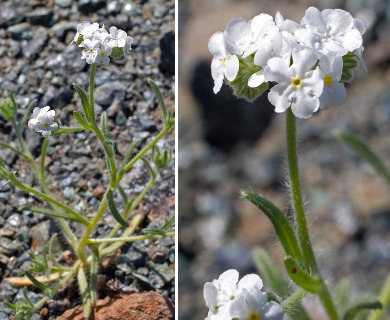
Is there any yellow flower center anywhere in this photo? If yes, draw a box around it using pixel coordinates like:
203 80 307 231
43 123 49 128
292 78 302 88
230 295 235 300
222 57 228 65
324 75 332 86
247 311 259 320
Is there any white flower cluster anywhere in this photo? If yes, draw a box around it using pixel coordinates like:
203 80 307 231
208 7 366 118
28 106 58 137
204 269 283 320
71 21 134 65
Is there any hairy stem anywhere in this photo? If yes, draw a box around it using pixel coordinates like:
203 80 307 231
286 109 339 320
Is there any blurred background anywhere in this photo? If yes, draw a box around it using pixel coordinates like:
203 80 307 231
178 0 390 319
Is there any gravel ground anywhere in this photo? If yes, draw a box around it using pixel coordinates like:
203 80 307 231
0 0 175 319
178 0 390 319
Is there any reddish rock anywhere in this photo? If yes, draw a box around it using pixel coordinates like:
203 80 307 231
92 186 105 198
57 292 174 320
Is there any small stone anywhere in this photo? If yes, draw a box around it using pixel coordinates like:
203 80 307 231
29 220 51 252
0 254 9 270
6 23 31 40
159 31 175 76
93 186 105 198
51 21 77 40
78 0 106 14
23 27 48 60
55 0 73 8
107 1 123 14
6 214 21 228
95 81 127 107
26 8 54 27
0 2 26 28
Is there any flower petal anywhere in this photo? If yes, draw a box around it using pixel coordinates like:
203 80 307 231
208 32 226 57
224 55 239 81
291 88 320 118
268 83 293 113
204 282 219 309
303 7 327 33
262 301 284 320
264 57 291 84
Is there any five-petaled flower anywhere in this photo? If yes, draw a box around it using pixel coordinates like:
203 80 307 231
28 106 58 137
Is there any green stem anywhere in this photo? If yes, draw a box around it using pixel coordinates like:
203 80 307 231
32 260 81 312
120 122 174 178
286 109 316 272
9 173 89 226
368 272 390 320
286 109 339 320
92 123 117 186
77 198 108 265
89 63 96 122
87 232 174 244
99 175 156 252
99 214 144 258
40 138 49 181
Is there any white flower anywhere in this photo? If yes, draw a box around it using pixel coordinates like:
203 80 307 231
248 32 292 88
203 269 263 313
230 288 284 320
95 43 112 64
28 106 58 137
318 54 346 109
71 21 99 44
80 39 100 64
208 32 239 94
296 7 363 56
224 14 278 58
109 26 128 48
275 11 300 33
264 49 324 118
124 36 134 56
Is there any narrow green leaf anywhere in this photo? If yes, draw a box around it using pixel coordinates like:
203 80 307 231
117 185 128 205
73 83 91 120
21 99 37 126
337 131 390 184
22 288 35 308
4 301 17 310
148 79 168 123
90 245 99 307
7 91 17 111
73 111 92 130
284 256 321 293
100 112 109 137
119 139 139 173
19 206 86 224
242 191 302 261
141 157 156 179
0 142 29 159
161 215 175 231
142 228 166 236
0 104 13 120
51 126 86 135
25 271 52 290
77 267 92 320
253 248 291 298
107 189 129 227
343 301 382 320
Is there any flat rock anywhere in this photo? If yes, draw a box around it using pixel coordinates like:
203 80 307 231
57 292 174 320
